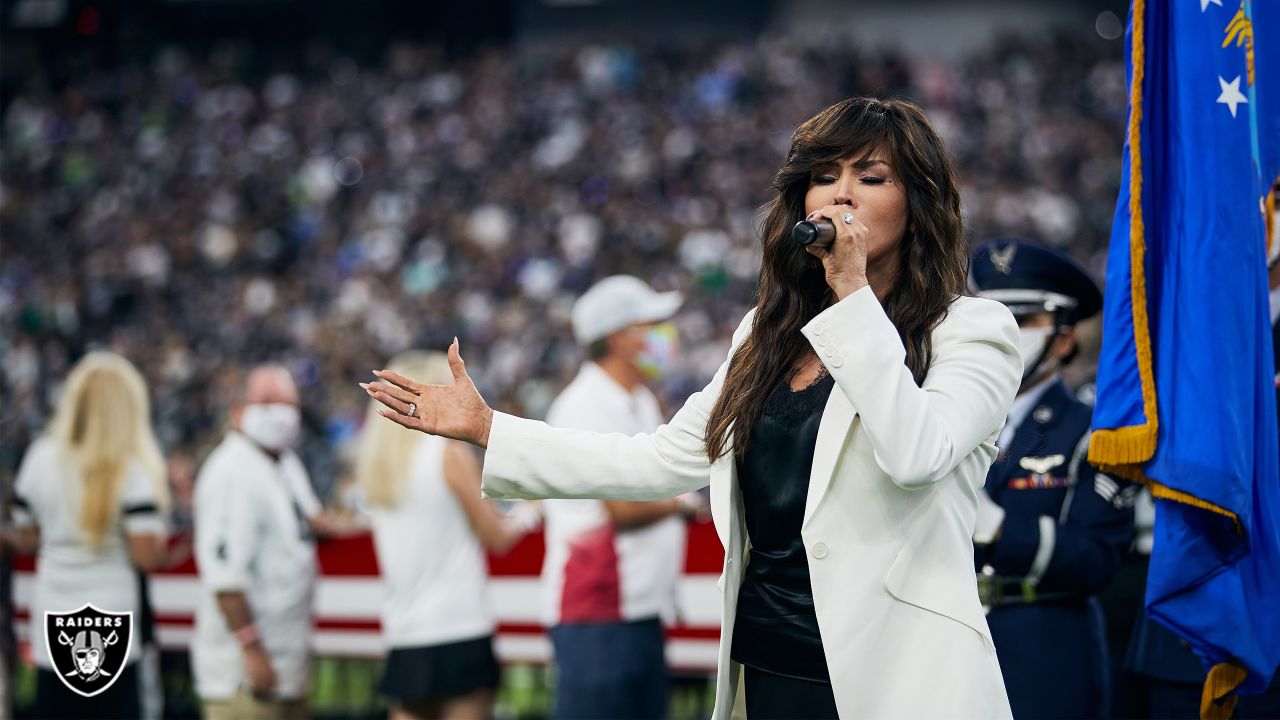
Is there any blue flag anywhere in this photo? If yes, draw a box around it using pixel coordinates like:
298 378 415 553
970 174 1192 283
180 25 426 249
1090 0 1280 715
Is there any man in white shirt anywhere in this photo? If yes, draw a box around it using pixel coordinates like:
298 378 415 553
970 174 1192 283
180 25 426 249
192 365 322 720
543 276 704 720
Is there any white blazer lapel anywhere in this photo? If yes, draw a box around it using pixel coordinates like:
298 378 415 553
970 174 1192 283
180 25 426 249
709 431 736 552
804 384 856 526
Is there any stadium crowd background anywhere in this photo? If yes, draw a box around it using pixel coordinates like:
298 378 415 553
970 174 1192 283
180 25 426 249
1 0 1135 716
1 12 1126 507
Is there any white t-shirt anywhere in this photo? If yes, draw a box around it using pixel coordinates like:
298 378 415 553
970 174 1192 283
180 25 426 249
541 363 686 626
362 435 494 648
13 437 166 669
191 432 319 700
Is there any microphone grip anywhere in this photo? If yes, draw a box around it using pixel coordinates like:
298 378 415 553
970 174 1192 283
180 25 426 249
792 220 835 249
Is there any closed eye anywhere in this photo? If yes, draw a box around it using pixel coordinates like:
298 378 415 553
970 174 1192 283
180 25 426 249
860 175 886 184
811 174 838 185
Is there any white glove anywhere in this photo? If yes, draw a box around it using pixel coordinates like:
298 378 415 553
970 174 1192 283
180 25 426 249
973 488 1006 546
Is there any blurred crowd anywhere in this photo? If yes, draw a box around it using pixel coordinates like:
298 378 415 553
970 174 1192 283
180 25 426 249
0 30 1127 501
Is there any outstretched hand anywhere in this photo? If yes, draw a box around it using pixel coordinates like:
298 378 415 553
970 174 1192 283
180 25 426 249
361 338 495 448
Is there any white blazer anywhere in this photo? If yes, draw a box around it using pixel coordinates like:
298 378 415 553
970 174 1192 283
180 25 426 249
483 286 1020 719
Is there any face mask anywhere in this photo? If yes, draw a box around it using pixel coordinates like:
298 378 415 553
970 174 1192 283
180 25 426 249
634 323 679 380
1017 326 1056 382
240 403 301 450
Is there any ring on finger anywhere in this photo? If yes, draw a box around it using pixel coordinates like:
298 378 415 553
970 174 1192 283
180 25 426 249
406 402 417 418
842 212 854 225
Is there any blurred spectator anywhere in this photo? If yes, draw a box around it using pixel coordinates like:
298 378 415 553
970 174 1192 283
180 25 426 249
354 350 530 720
542 276 704 719
0 32 1125 499
165 451 197 534
3 351 169 719
191 365 318 719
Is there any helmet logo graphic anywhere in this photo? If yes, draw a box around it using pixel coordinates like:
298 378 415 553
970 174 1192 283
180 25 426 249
44 605 133 698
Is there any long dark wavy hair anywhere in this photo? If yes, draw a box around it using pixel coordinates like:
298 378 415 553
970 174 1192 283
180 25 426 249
704 97 968 461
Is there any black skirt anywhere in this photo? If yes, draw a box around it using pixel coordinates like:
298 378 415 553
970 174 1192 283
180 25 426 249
743 664 839 719
35 664 141 719
378 635 501 703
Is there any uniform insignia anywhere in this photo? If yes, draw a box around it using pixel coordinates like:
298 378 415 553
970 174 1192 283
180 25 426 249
1008 475 1070 490
1019 454 1066 474
1094 473 1120 501
1033 405 1053 424
989 243 1017 274
1009 453 1069 489
1094 473 1117 498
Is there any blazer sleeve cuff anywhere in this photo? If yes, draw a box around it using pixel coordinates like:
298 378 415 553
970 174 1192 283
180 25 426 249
481 411 548 500
801 286 902 372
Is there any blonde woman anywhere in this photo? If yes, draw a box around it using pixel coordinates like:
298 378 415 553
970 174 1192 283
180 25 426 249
356 351 528 720
5 351 169 719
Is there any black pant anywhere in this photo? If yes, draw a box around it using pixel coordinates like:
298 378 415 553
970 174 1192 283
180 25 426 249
35 663 140 719
743 665 839 719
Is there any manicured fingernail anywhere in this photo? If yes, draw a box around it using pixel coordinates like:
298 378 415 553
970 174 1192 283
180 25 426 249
358 383 369 389
452 336 458 346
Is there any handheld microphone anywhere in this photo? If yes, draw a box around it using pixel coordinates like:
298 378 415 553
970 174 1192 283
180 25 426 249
792 219 835 249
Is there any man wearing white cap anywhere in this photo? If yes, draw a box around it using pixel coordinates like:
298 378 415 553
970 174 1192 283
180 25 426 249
542 275 703 720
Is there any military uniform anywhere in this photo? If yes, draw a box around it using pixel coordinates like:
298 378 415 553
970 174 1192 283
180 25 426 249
972 239 1137 719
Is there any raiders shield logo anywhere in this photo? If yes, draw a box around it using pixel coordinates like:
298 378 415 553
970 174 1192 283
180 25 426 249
44 604 133 698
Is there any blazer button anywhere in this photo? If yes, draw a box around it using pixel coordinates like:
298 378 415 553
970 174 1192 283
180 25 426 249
811 541 829 559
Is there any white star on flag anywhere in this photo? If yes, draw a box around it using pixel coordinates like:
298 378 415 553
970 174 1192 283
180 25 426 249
1201 0 1222 10
1217 75 1247 117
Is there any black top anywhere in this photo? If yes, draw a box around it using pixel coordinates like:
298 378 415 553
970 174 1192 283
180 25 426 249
730 371 835 683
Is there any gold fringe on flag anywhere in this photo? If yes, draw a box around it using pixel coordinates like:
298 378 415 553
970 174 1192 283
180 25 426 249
1088 0 1159 470
1202 662 1248 720
1266 181 1277 256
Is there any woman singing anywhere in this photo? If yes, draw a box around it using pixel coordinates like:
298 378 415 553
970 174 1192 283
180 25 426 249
362 97 1021 719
